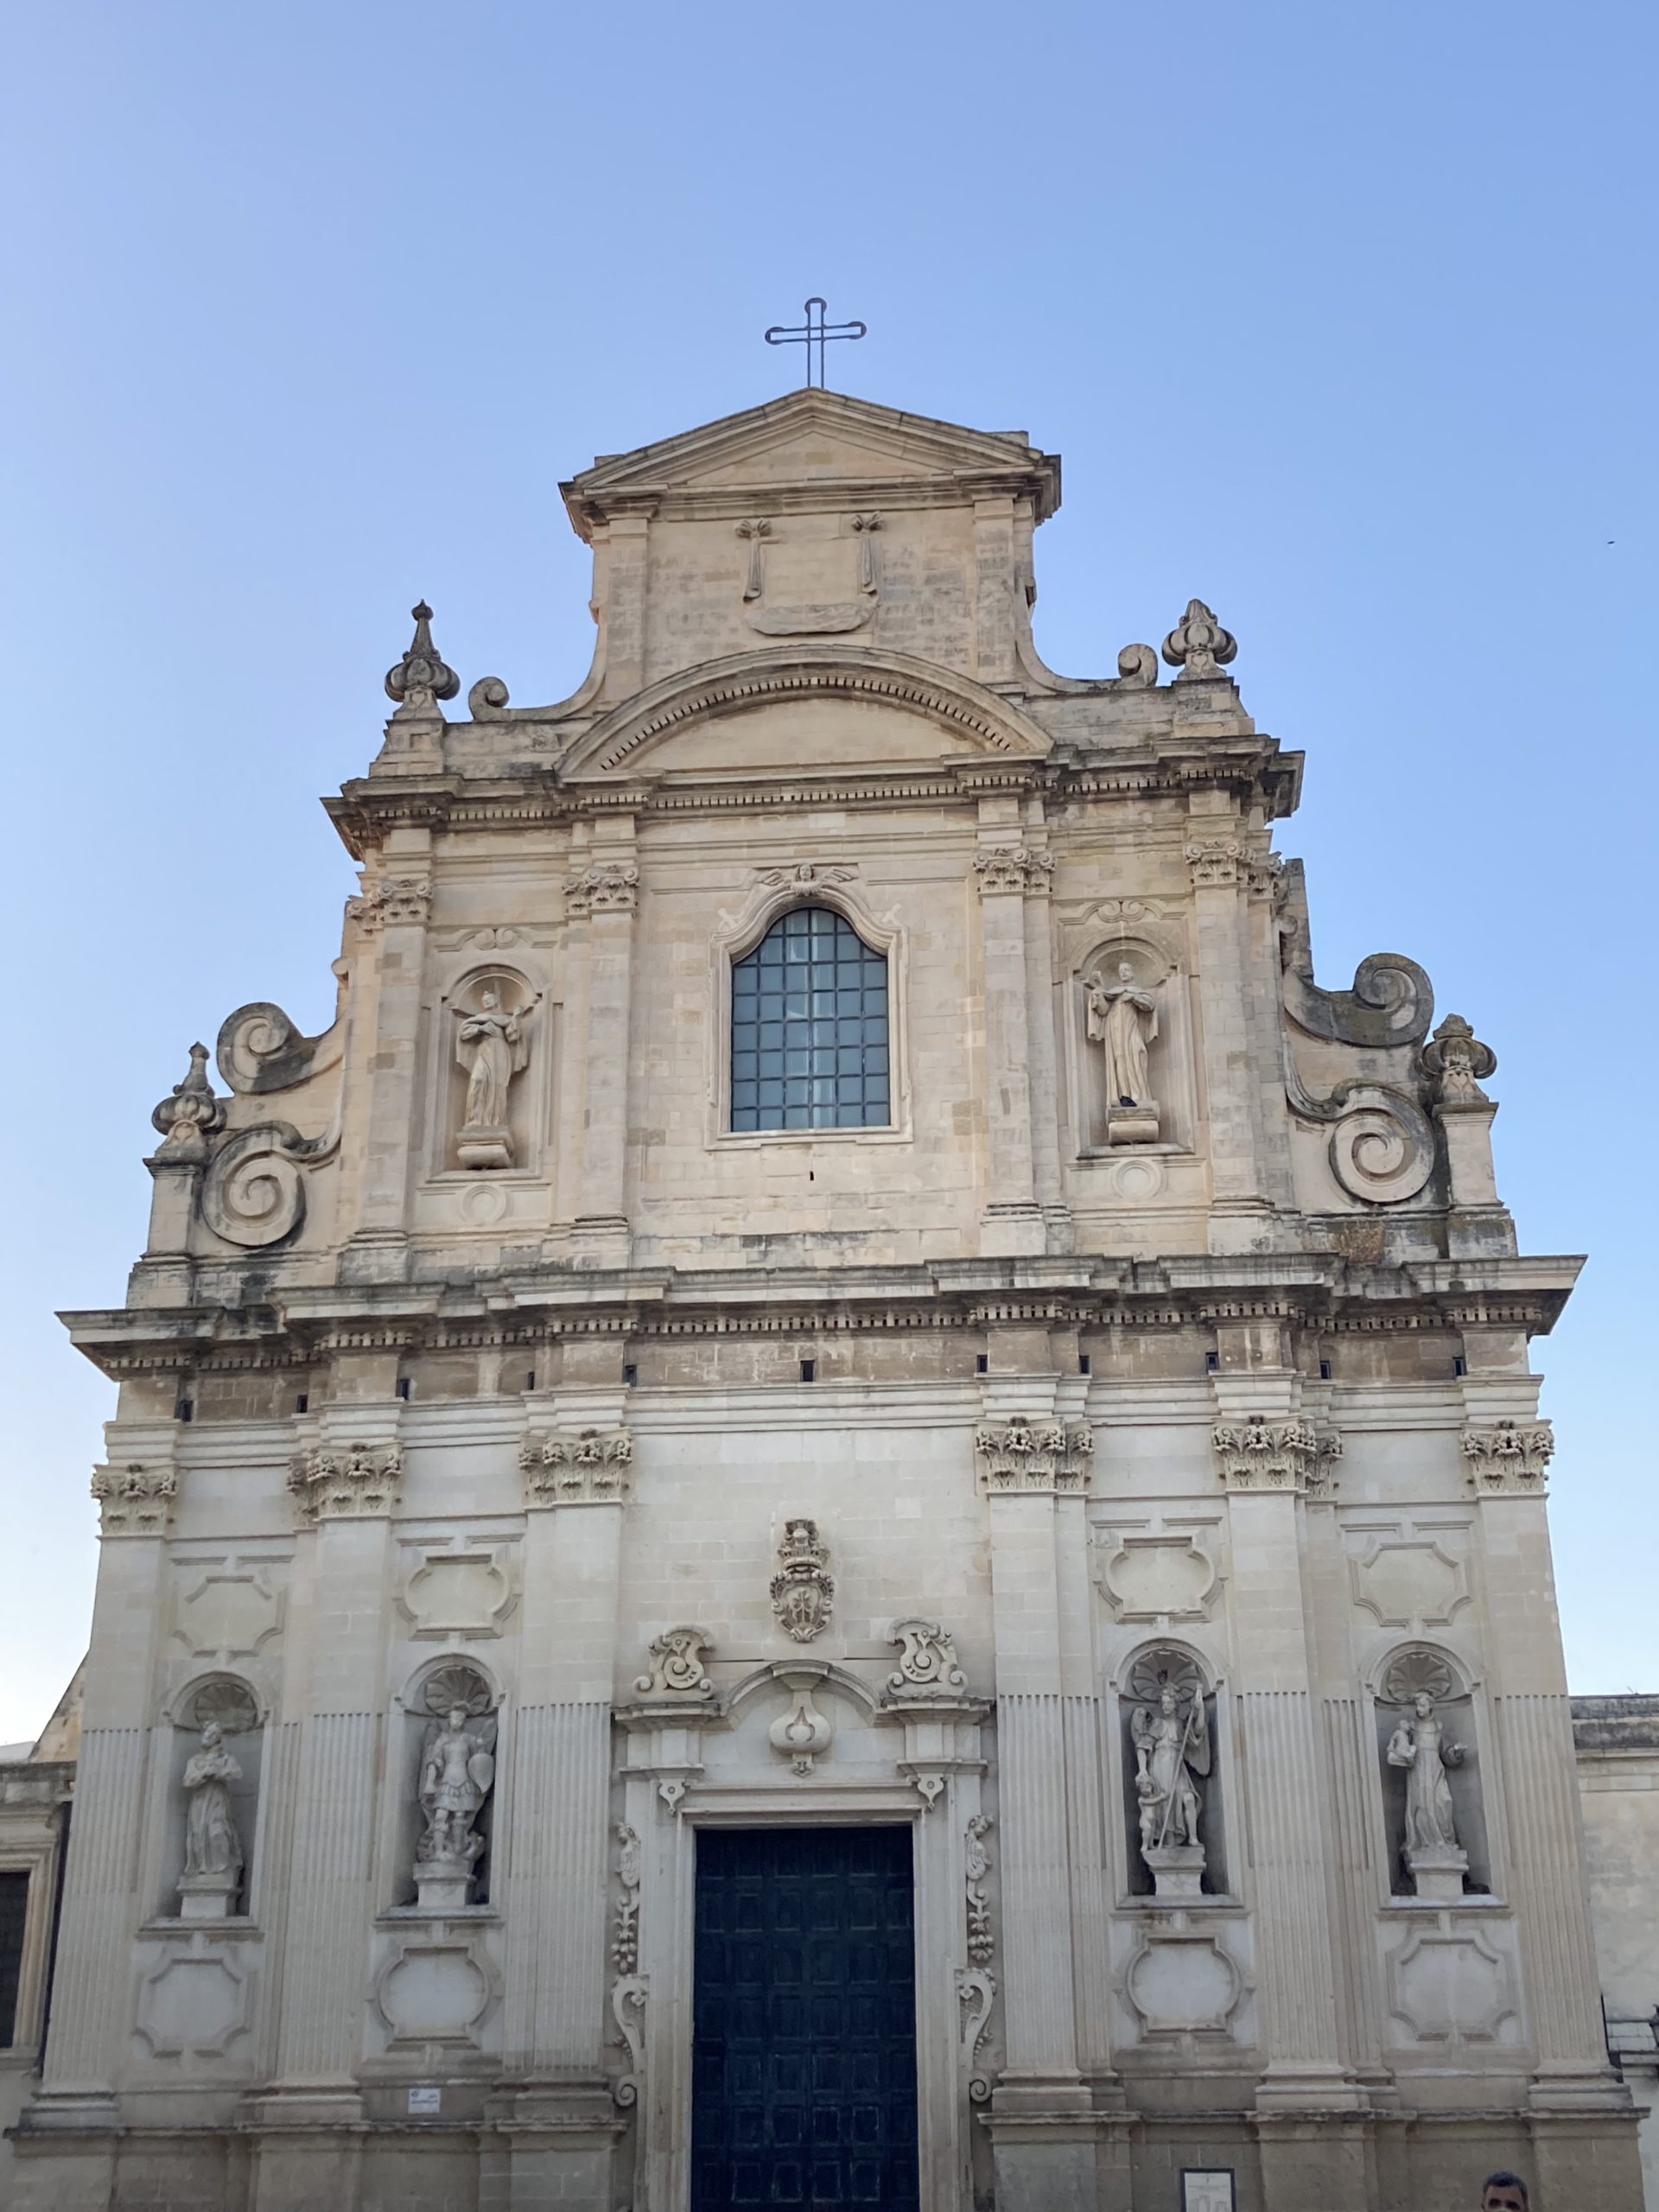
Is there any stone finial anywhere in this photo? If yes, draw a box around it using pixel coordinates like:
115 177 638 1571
1161 599 1237 680
150 1044 226 1159
1421 1014 1497 1107
384 601 460 718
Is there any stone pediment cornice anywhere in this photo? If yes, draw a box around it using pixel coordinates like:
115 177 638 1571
60 1253 1584 1377
561 390 1061 540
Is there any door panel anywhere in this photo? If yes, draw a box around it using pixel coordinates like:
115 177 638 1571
691 1826 919 2210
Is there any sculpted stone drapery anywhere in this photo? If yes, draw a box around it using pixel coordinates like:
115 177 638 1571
1131 1684 1210 1854
1388 1690 1464 1853
415 1703 497 1907
454 989 528 1167
181 1722 244 1884
1087 963 1158 1109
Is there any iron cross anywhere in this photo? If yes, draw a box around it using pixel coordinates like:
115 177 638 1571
764 296 867 389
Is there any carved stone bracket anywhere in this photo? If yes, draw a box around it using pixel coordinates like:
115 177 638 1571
1211 1416 1342 1496
887 1619 967 1697
567 862 639 917
633 1626 716 1700
518 1429 632 1506
90 1462 178 1537
973 846 1053 898
287 1444 403 1522
610 1973 646 2107
1462 1420 1554 1494
956 1967 996 2103
974 1420 1093 1495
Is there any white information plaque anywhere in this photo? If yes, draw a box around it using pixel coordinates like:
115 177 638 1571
1181 2171 1236 2212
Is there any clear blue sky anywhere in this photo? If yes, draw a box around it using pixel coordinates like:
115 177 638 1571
2 2 1654 1740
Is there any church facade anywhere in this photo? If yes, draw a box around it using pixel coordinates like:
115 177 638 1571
12 391 1640 2211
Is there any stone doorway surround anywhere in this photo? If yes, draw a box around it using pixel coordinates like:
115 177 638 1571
617 1659 990 2212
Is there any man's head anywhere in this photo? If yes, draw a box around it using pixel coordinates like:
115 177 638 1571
1481 2173 1529 2212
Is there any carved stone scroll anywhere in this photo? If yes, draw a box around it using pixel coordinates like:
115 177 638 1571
634 1627 716 1700
214 1002 327 1094
887 1619 967 1696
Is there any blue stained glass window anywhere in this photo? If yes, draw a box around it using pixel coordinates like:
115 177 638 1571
730 907 890 1132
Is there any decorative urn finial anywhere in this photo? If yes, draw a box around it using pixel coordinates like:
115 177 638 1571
1161 599 1237 680
1421 1014 1497 1106
385 600 460 718
150 1043 226 1159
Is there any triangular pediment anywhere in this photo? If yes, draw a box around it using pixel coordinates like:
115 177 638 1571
563 390 1060 537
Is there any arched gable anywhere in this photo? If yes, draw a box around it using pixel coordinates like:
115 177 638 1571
559 644 1053 779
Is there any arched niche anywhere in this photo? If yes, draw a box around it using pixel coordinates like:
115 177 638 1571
1112 1643 1228 1898
391 1657 501 1910
1069 932 1197 1157
161 1673 264 1920
434 966 543 1176
1367 1642 1491 1897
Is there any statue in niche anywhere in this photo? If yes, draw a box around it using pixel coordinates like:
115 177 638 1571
179 1722 244 1915
1388 1690 1465 1853
415 1703 498 1907
454 987 529 1169
1087 962 1160 1144
1132 1684 1209 1849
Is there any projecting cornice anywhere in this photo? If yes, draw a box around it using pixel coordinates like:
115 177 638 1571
60 1253 1585 1377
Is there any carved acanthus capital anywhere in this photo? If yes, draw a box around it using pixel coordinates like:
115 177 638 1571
1185 837 1245 888
149 1043 226 1161
90 1462 178 1536
633 1625 716 1700
287 1442 402 1521
1422 1014 1497 1109
887 1618 967 1698
1161 597 1237 680
974 1420 1094 1495
1212 1415 1342 1495
518 1428 633 1506
348 876 432 935
770 1519 834 1643
973 846 1053 899
384 601 459 720
1462 1419 1553 1494
567 862 640 917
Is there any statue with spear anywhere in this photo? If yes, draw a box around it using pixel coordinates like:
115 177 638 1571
1131 1678 1211 1855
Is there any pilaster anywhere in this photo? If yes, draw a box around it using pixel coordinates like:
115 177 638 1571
1185 813 1271 1248
973 816 1049 1255
340 833 433 1281
1211 1366 1363 2115
568 828 639 1269
257 1402 404 2120
33 1421 178 2122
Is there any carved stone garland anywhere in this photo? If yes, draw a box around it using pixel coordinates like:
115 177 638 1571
974 1421 1094 1495
610 1823 646 2107
957 1813 996 2103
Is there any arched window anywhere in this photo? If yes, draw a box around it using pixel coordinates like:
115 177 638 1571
731 906 889 1131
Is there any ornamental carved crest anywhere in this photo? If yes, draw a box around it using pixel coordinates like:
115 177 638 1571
770 1519 834 1644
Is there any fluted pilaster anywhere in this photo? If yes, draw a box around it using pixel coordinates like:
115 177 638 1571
41 1726 147 2088
500 1700 613 2069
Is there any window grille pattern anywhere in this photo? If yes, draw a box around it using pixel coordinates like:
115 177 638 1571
731 907 889 1132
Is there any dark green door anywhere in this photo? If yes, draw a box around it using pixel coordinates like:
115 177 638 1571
691 1826 919 2210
